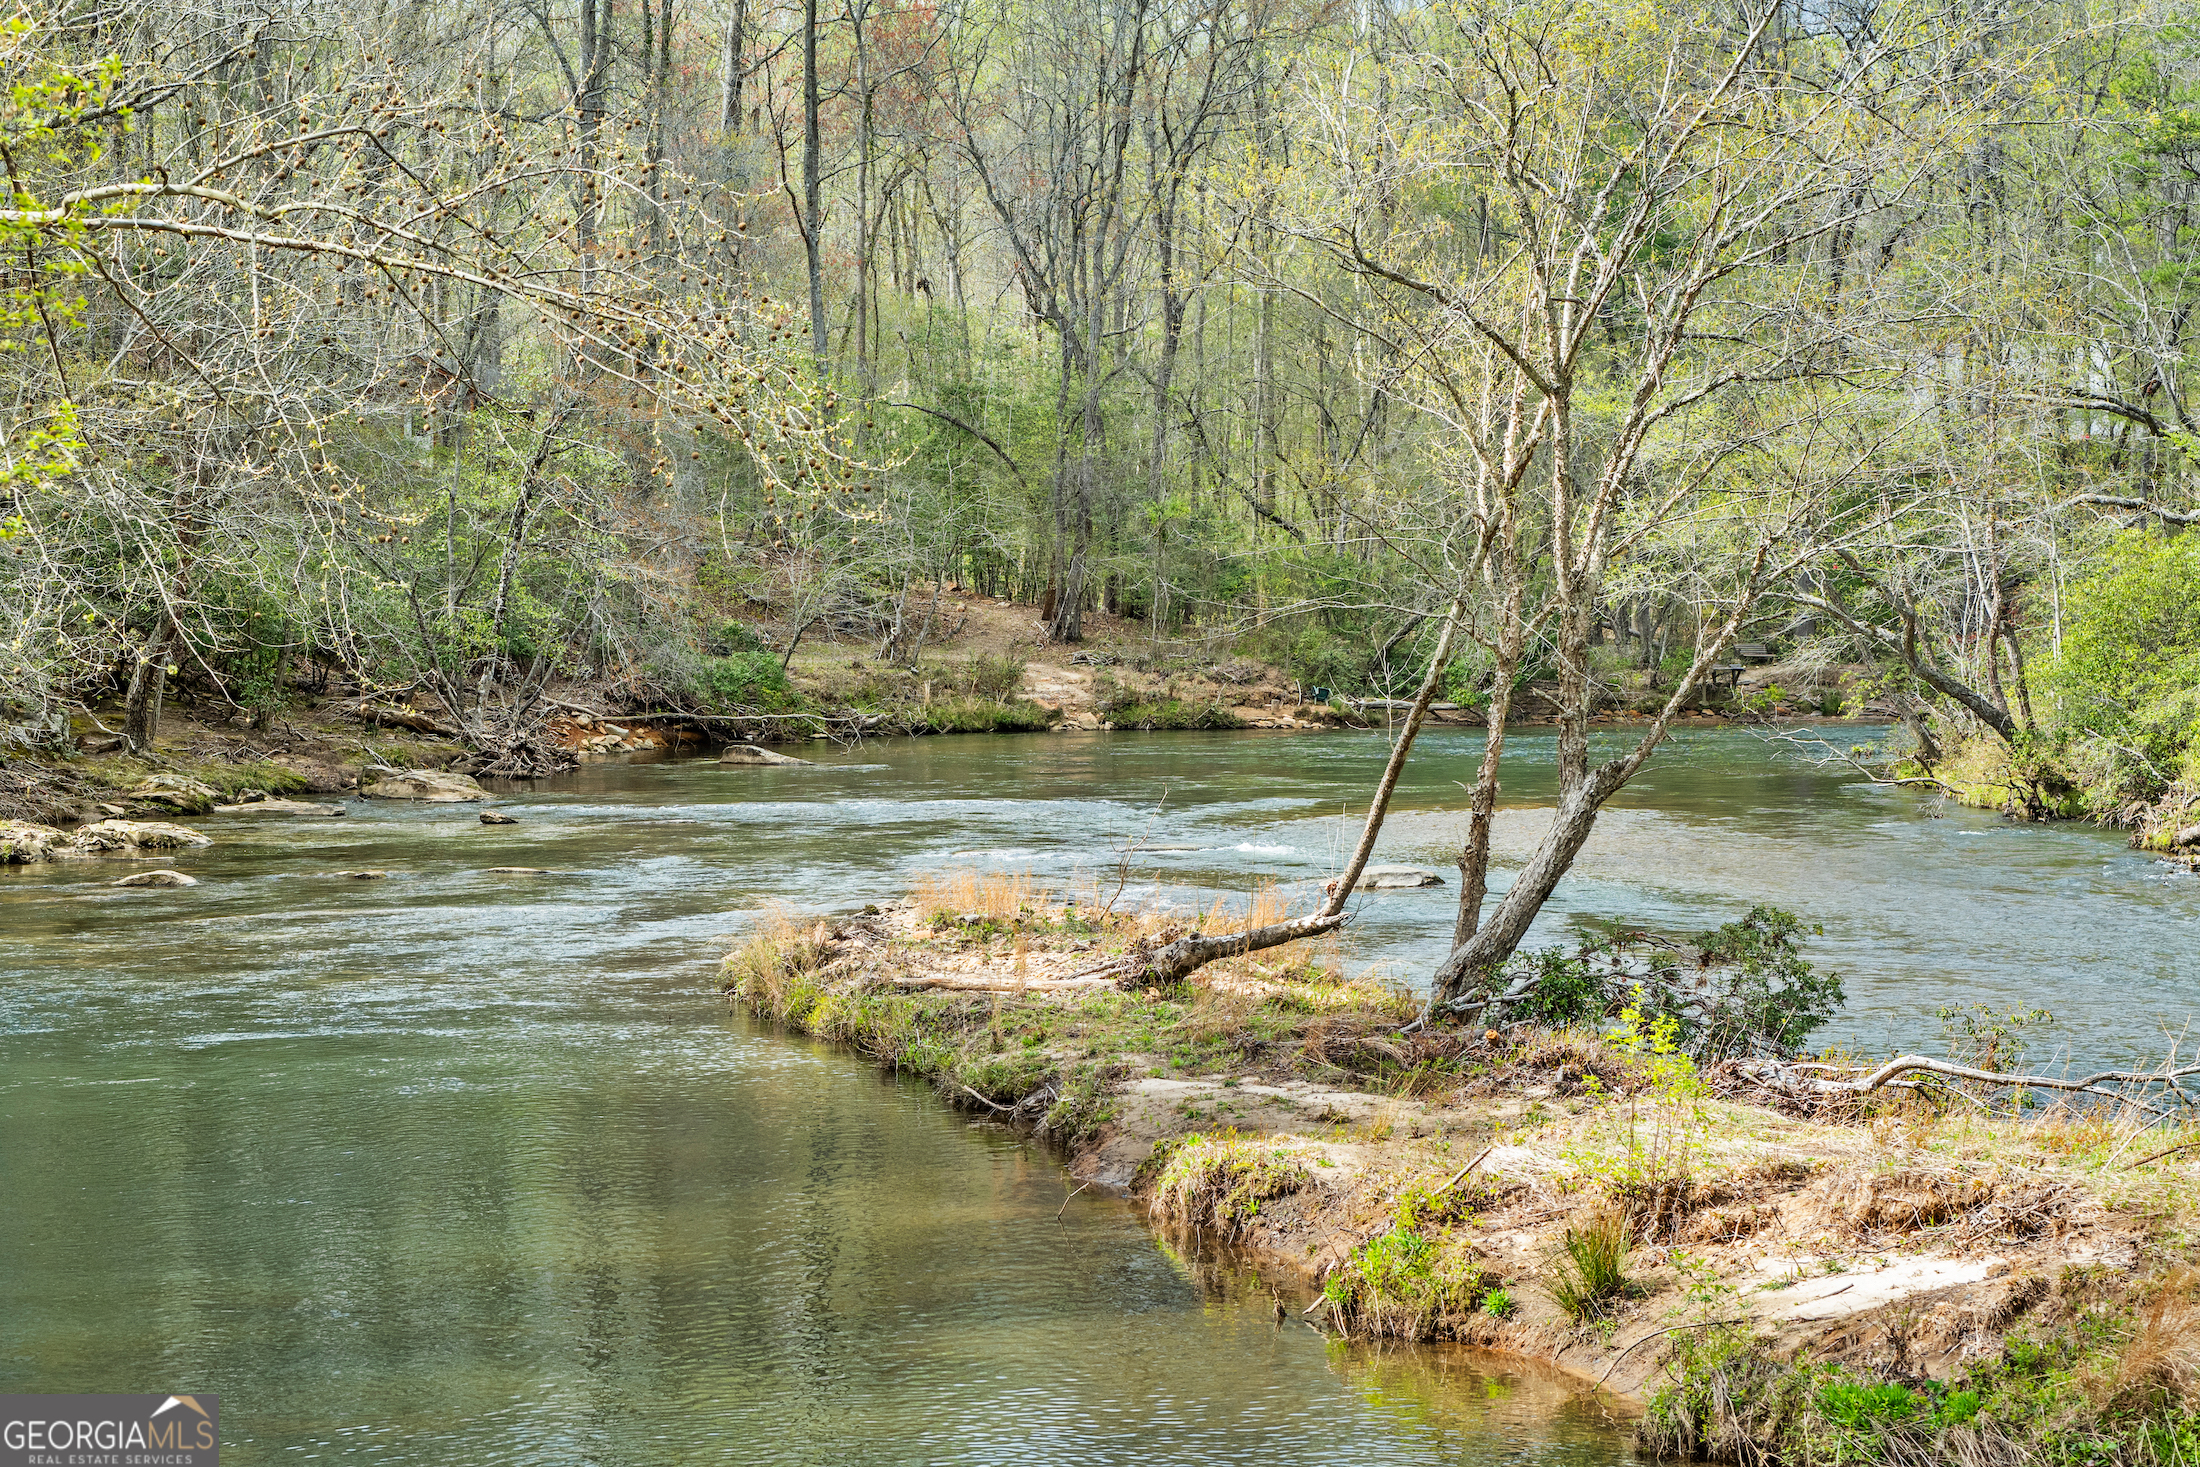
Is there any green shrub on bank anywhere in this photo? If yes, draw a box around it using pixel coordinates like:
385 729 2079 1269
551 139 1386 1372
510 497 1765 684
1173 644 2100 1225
920 697 1057 733
1640 1273 2200 1465
1477 905 1844 1063
1104 700 1244 730
647 647 809 715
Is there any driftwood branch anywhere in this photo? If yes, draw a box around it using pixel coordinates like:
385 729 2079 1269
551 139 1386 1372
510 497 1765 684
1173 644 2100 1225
1738 1055 2200 1115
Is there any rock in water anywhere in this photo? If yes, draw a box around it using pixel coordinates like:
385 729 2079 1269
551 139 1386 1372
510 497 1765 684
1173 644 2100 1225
360 770 487 802
479 811 520 825
484 866 555 874
212 799 345 816
124 774 222 815
1357 865 1445 890
333 870 388 879
718 744 812 766
68 820 214 853
0 821 65 863
112 869 198 887
3 819 213 862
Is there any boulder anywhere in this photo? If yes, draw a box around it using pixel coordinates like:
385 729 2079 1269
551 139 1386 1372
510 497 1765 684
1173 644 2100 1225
479 811 520 825
111 869 198 888
360 770 487 802
0 821 65 864
718 744 812 766
125 774 222 815
213 799 345 817
1356 865 1445 890
68 819 213 854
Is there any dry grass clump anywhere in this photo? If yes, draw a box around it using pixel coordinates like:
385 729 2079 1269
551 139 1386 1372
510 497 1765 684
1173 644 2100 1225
722 907 829 1013
913 868 1038 921
2104 1268 2200 1411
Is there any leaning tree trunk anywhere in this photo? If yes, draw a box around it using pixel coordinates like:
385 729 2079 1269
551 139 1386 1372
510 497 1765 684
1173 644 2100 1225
1428 764 1625 1004
1120 601 1463 986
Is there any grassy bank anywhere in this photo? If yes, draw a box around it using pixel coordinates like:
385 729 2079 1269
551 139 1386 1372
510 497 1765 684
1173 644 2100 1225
725 879 2200 1459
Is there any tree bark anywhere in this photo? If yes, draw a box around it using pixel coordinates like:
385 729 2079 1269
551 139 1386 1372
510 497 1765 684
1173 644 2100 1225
123 615 179 753
802 0 826 362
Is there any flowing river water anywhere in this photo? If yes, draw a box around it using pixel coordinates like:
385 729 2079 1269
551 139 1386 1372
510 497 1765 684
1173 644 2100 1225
5 725 2196 1462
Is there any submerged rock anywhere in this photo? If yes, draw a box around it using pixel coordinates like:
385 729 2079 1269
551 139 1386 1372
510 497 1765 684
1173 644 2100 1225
213 799 345 816
125 774 222 815
718 744 812 766
333 870 388 879
111 869 198 887
479 810 520 825
360 770 487 802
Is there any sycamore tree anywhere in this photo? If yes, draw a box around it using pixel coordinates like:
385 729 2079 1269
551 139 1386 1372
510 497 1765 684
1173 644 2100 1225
1246 0 2037 1004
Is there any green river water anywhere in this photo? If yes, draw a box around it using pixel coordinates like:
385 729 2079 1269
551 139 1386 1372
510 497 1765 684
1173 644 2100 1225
4 725 2195 1462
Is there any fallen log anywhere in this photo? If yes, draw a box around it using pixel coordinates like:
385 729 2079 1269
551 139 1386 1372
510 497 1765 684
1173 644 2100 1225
356 702 463 738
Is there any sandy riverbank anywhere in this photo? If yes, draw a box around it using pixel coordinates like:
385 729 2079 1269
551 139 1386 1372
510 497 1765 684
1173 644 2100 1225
724 884 2200 1460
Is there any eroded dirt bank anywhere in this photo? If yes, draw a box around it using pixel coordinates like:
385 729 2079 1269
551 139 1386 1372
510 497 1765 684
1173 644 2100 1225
726 892 2200 1461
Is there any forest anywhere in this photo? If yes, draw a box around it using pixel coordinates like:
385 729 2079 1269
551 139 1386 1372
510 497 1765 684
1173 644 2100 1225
3 0 2198 852
10 0 2200 1454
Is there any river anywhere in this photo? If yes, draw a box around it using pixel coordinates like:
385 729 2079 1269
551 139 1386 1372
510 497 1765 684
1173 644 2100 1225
4 725 2194 1462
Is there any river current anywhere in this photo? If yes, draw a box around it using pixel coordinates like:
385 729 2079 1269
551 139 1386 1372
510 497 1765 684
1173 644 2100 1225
4 725 2194 1462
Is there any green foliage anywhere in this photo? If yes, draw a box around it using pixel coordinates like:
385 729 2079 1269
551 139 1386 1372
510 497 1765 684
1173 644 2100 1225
1490 905 1842 1062
1508 948 1611 1027
1684 906 1846 1060
1105 699 1245 731
920 697 1056 733
1937 1002 2056 1074
698 652 797 712
706 620 771 655
2042 532 2200 801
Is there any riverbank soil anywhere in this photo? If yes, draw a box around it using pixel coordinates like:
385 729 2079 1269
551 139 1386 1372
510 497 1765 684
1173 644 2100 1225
727 887 2200 1462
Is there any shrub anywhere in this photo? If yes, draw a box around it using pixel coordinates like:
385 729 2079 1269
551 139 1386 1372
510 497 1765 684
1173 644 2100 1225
706 619 771 655
1486 904 1844 1062
697 651 797 711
